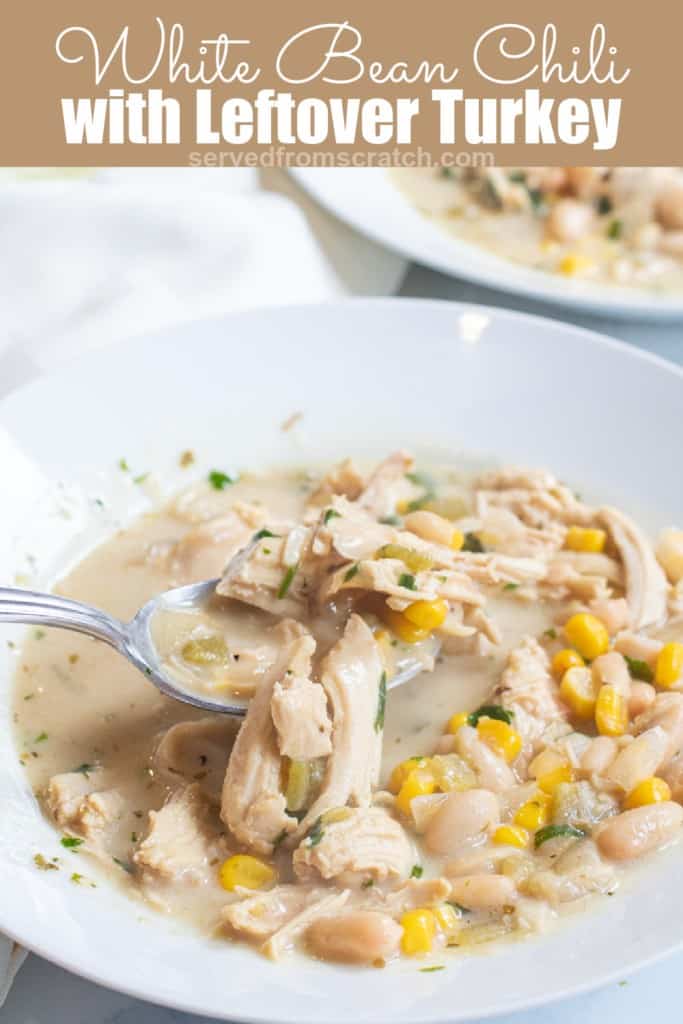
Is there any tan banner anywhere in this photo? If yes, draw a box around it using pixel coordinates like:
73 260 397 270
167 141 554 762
2 1 681 166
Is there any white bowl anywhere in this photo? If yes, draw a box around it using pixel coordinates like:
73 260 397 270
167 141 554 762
291 168 683 322
1 299 683 1023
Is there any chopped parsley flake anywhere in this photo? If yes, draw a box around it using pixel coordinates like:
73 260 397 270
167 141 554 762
405 470 437 512
323 509 341 525
278 563 298 599
420 965 445 973
307 818 324 847
410 864 424 878
543 628 558 640
374 672 387 732
597 195 613 215
113 857 134 874
462 532 485 553
607 218 623 240
343 564 360 583
503 582 519 592
467 705 513 727
34 732 48 743
379 514 402 526
34 629 46 641
118 458 130 472
60 836 84 850
398 573 417 591
361 878 374 889
133 473 149 485
208 470 236 491
33 853 58 871
254 528 277 540
72 763 97 777
624 655 654 683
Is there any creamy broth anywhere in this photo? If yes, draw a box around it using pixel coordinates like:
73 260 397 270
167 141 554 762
13 456 683 967
392 167 683 293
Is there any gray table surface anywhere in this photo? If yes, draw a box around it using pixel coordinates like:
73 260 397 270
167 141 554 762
4 261 682 1023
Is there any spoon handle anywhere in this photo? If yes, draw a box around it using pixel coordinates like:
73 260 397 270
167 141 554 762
0 587 127 650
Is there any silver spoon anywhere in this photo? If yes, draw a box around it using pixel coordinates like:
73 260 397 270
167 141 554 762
0 584 439 716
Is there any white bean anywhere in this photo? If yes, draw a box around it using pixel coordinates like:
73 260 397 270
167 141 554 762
580 736 618 777
656 529 683 584
454 725 515 792
629 682 656 719
592 652 631 699
606 727 669 793
596 802 683 861
403 510 456 547
305 912 402 965
424 788 499 855
448 873 518 910
546 199 594 244
634 693 683 763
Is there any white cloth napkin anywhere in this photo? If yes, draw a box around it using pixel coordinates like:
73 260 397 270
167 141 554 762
0 166 406 1006
0 168 406 394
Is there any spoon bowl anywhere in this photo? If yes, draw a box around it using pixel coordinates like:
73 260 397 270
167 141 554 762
0 583 438 715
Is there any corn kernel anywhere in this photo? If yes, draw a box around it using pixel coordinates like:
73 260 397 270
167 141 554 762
552 648 585 677
595 684 628 737
400 908 437 955
493 825 529 849
433 903 461 936
447 711 469 735
624 776 671 809
450 530 465 552
559 253 593 276
655 642 683 689
514 793 552 830
565 526 607 554
560 665 599 719
564 612 610 660
219 855 275 892
476 718 522 763
404 598 448 631
380 606 430 644
396 768 436 815
537 763 575 794
389 757 429 794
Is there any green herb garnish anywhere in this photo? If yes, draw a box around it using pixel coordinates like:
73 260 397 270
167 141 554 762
467 705 513 727
624 655 654 683
361 878 374 889
278 563 299 599
34 629 46 641
543 628 558 640
307 818 324 847
323 509 341 525
607 219 623 240
72 763 97 777
254 528 277 541
503 582 519 592
534 824 586 849
343 563 360 583
420 965 445 973
379 514 402 526
405 471 437 512
462 532 485 553
133 473 149 485
34 732 48 743
596 195 613 215
410 864 424 878
208 470 236 491
33 853 58 871
113 857 134 874
374 672 387 733
118 458 130 472
273 828 289 849
60 836 84 850
398 573 417 591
